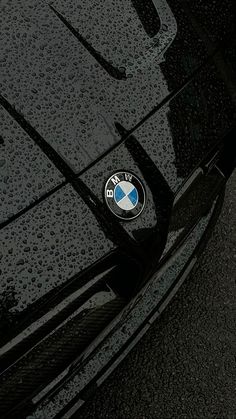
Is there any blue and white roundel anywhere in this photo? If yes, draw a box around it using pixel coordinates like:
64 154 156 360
114 181 139 211
104 171 146 221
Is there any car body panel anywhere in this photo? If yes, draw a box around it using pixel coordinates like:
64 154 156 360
0 106 64 224
0 0 236 417
1 0 234 178
29 190 225 419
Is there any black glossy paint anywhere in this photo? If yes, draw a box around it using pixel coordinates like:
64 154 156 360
0 0 235 417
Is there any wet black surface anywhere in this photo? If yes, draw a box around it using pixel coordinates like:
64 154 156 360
0 1 235 416
79 171 236 418
0 184 115 343
1 0 234 181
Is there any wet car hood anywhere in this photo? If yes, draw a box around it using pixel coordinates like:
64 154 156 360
0 0 235 379
0 0 179 176
1 0 235 225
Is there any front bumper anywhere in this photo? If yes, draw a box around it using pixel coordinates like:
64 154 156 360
29 186 225 419
28 127 235 418
0 124 233 419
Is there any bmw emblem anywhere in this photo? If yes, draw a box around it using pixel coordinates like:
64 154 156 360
104 171 146 220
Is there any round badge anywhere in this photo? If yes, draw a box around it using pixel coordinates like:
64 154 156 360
104 171 145 220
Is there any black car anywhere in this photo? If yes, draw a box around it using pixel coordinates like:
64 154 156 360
0 0 235 417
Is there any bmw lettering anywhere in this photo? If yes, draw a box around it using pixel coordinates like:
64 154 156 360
104 172 146 220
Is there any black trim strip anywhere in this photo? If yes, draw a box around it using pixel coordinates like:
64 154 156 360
50 5 127 81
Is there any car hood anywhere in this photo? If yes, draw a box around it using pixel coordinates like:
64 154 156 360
0 2 235 408
1 0 235 225
0 0 235 317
